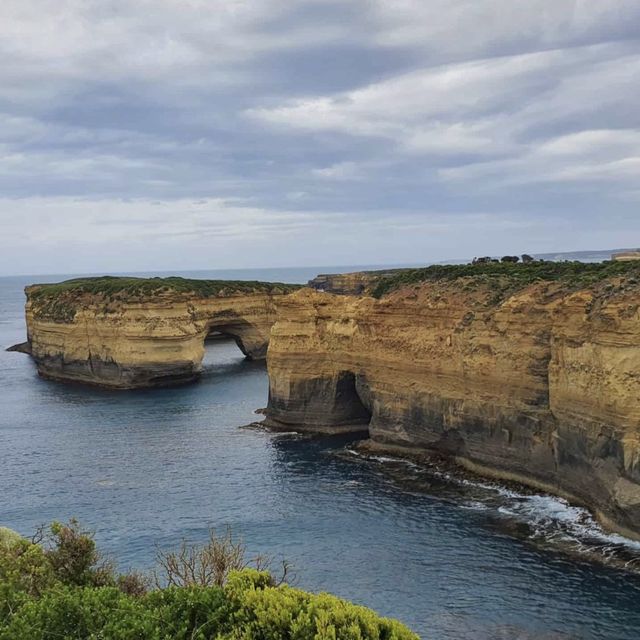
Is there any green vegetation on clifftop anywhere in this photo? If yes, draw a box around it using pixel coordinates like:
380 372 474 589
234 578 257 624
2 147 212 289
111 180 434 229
27 276 301 323
0 521 417 640
371 260 640 298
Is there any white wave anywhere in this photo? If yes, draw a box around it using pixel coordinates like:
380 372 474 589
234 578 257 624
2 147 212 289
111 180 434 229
367 454 422 470
341 444 640 561
460 500 490 511
504 493 640 553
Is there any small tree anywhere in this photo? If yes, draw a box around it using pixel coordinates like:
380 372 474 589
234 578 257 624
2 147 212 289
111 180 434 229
39 519 116 588
501 255 520 263
154 527 291 589
38 520 150 596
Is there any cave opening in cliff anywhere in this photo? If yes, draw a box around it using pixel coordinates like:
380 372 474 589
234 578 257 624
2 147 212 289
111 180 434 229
334 371 372 434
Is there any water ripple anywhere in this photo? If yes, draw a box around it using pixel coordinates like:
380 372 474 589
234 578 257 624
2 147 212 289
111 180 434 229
2 273 640 639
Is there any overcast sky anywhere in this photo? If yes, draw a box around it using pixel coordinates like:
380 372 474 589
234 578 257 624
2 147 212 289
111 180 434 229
1 1 639 275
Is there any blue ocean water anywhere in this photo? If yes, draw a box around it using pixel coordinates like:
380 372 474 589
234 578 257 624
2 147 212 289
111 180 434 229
2 267 640 640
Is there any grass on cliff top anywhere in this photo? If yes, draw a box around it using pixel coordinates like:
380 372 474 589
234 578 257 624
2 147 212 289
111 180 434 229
29 276 300 300
28 276 301 323
370 260 640 298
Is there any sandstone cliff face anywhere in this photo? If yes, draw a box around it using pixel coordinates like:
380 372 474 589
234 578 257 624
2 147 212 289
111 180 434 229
16 269 640 536
23 284 288 388
307 269 408 295
265 278 640 537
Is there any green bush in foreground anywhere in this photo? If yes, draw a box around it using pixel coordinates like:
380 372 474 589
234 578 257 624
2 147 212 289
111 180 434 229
0 522 417 640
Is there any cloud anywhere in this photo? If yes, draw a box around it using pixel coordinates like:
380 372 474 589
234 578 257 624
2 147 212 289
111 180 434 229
439 129 640 191
367 1 640 57
311 162 363 180
248 43 639 155
250 39 640 199
1 193 639 276
0 1 639 274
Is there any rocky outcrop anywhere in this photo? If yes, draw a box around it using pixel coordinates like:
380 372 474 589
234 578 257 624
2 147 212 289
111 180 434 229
265 274 640 538
13 266 640 537
16 277 298 389
307 269 408 295
6 342 31 354
614 250 640 262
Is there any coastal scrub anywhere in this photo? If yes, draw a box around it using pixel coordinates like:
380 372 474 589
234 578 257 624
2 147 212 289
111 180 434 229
0 521 417 640
370 260 640 298
27 276 301 323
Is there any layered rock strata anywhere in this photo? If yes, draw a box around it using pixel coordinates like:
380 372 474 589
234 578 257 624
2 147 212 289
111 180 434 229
307 269 408 295
265 276 640 537
12 267 640 537
17 278 297 388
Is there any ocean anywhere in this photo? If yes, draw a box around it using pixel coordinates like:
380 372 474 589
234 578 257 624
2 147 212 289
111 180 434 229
2 266 640 640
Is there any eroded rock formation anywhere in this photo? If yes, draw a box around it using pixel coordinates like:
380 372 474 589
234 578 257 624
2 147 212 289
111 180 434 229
265 274 640 537
11 265 640 537
307 269 408 295
16 277 298 388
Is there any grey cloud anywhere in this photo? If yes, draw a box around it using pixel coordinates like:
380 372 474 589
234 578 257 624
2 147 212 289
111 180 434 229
0 1 639 275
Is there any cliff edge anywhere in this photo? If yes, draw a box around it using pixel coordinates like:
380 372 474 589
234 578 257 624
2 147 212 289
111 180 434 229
12 263 640 538
266 261 640 538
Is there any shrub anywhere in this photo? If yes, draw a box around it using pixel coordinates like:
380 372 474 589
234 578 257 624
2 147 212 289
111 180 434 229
0 528 23 551
117 571 151 597
154 526 291 590
222 570 416 640
0 573 418 640
0 586 160 640
0 540 51 591
0 521 418 639
41 519 116 588
154 526 253 589
144 585 230 639
0 540 53 626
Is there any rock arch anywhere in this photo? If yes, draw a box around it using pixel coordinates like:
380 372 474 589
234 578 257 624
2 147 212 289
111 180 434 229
20 289 285 389
203 316 267 360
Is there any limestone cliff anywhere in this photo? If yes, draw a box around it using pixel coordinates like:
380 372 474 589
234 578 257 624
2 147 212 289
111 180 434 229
307 269 408 295
265 264 640 538
18 276 298 388
13 265 640 537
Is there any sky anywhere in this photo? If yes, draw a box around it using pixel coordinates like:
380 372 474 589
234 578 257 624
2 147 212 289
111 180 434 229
1 1 639 275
